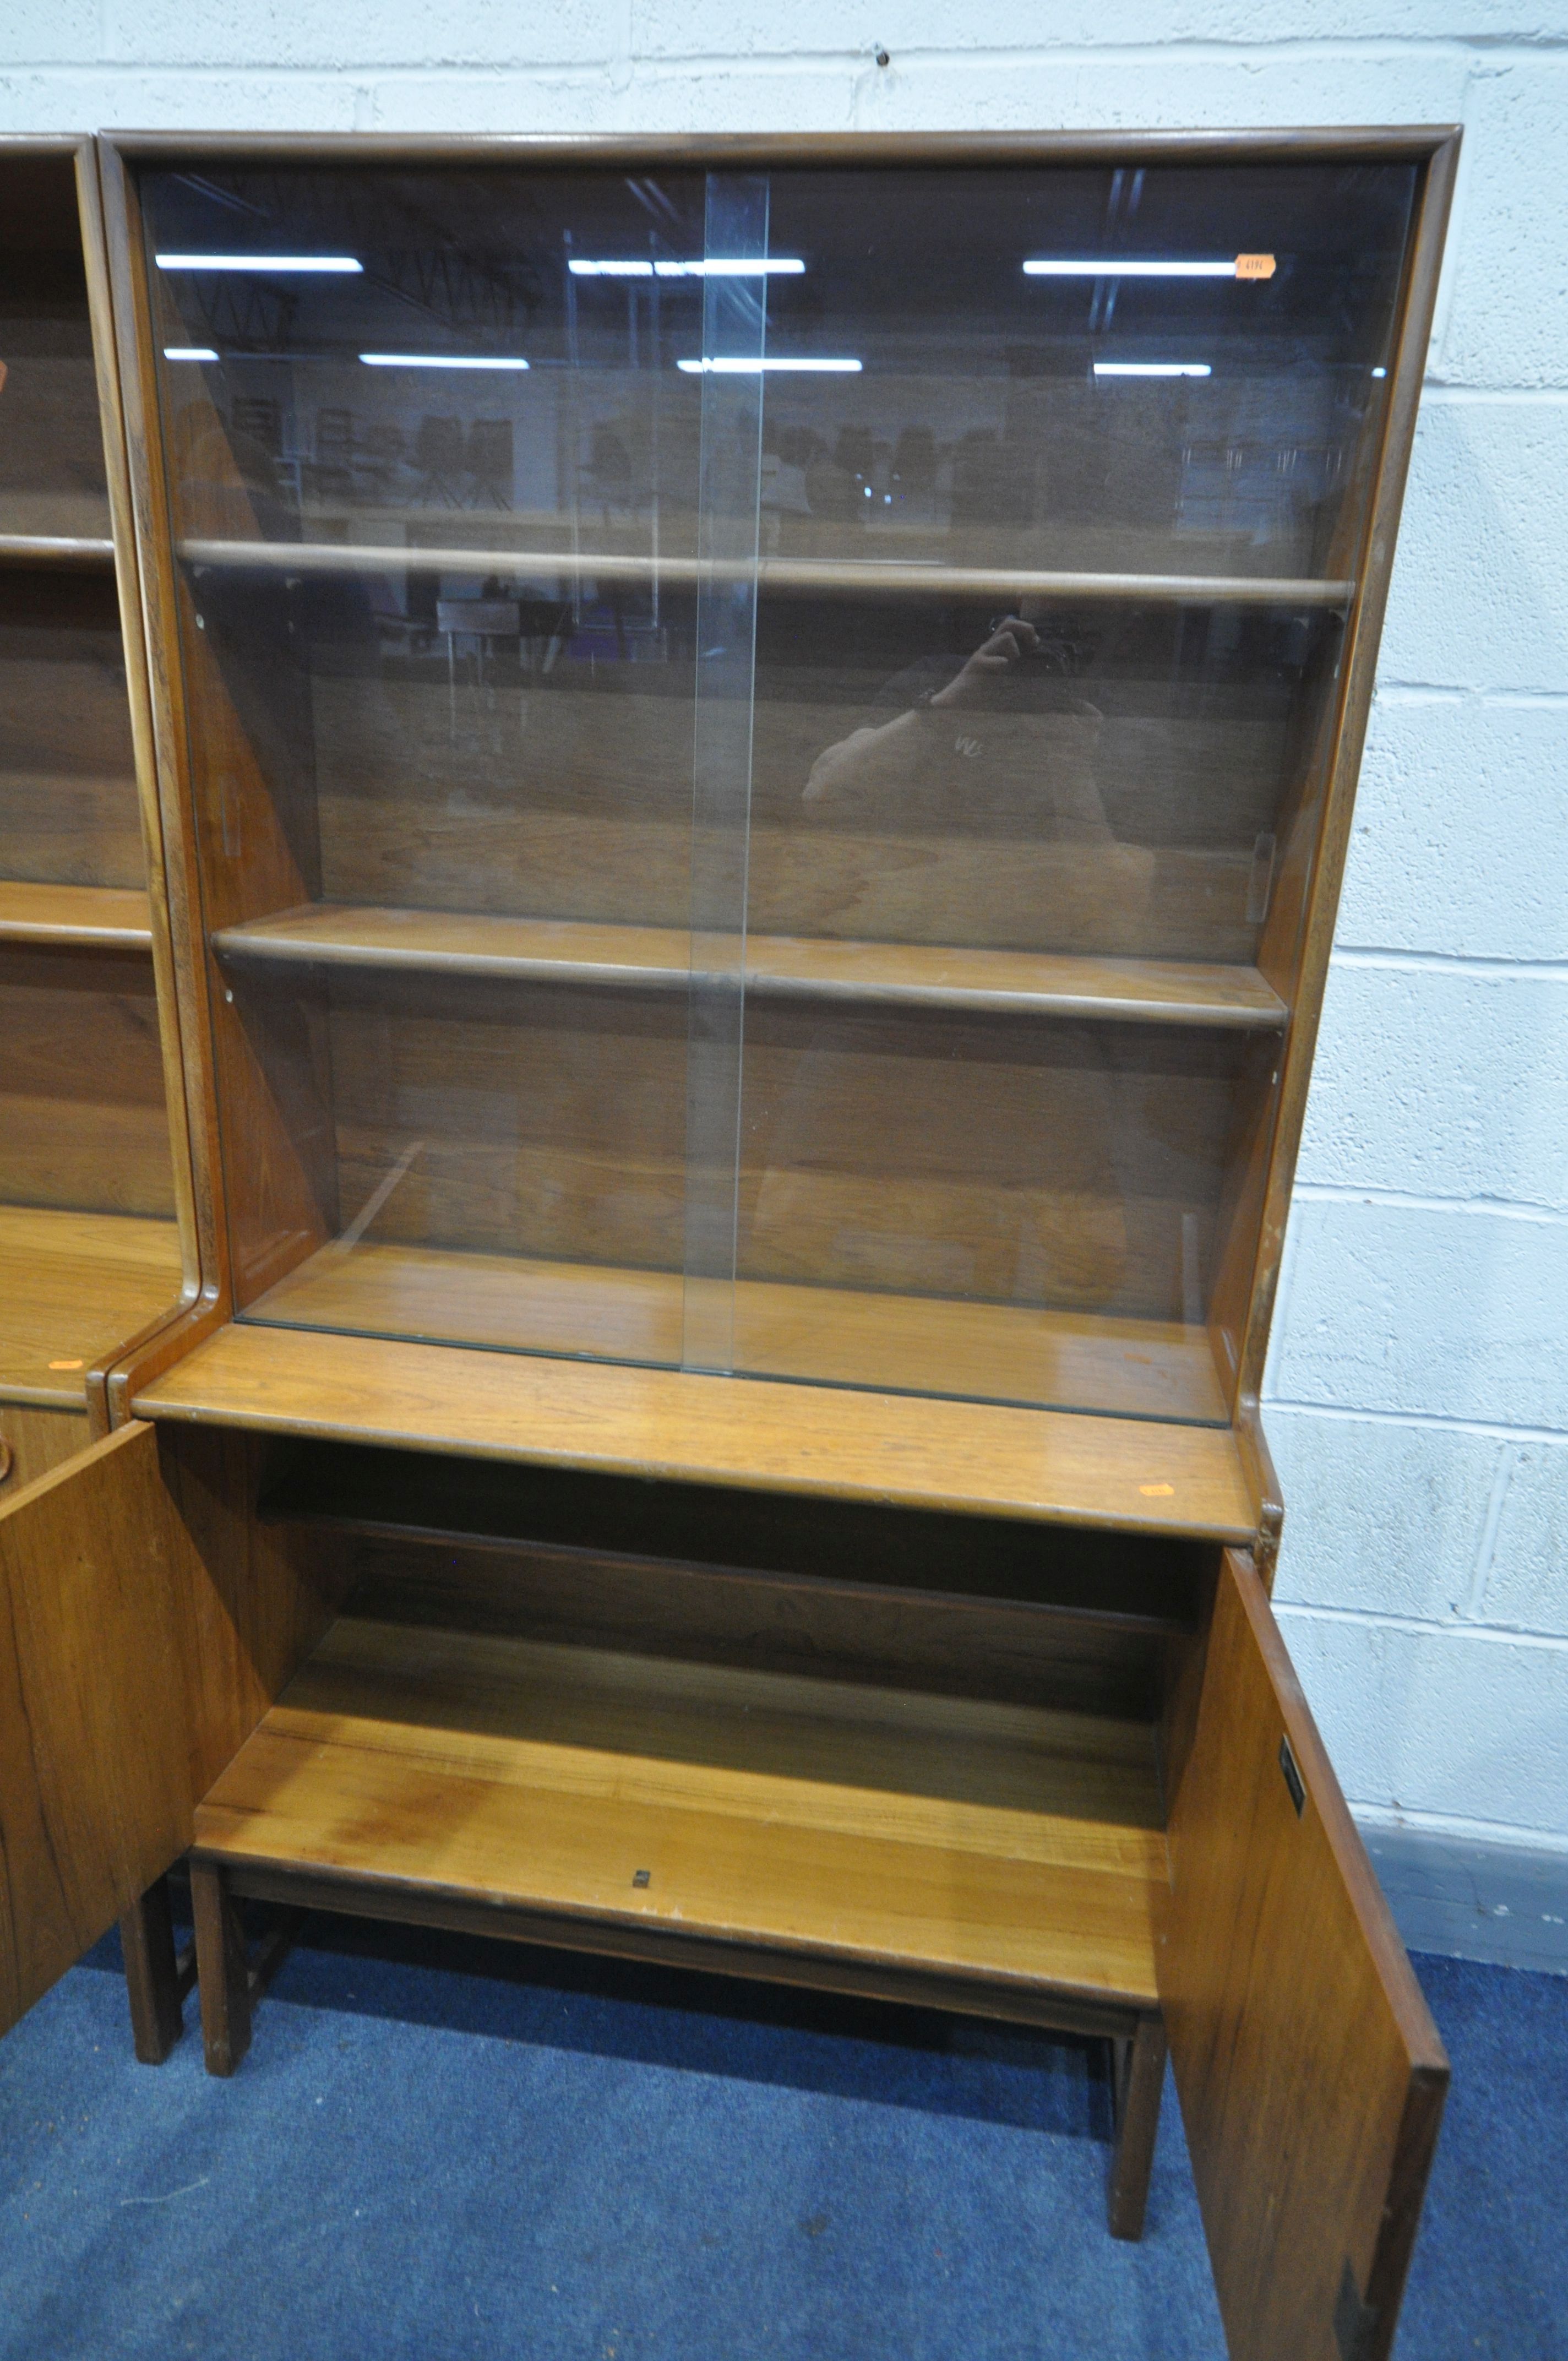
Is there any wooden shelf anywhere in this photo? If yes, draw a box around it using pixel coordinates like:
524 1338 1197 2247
193 1614 1164 2010
0 1205 183 1406
243 1239 1230 1426
0 533 116 570
0 880 154 950
178 535 1354 610
134 1317 1255 1540
213 904 1287 1030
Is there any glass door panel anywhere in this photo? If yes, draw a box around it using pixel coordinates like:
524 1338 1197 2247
142 154 1417 1419
143 161 714 1357
724 158 1413 1421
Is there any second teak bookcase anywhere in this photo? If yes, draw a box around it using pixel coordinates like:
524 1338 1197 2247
0 127 1460 2361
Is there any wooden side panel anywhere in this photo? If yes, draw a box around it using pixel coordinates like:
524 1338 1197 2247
1161 1549 1447 2361
0 1419 352 2036
154 1420 356 1797
0 1424 196 2031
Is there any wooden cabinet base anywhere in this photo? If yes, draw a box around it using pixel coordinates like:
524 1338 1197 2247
118 1876 194 2064
187 1850 1168 2240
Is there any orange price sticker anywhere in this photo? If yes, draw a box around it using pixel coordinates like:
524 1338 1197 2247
1139 1481 1175 1498
1235 253 1277 281
48 1357 85 1372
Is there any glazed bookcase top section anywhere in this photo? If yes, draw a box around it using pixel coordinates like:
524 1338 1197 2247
115 132 1449 1439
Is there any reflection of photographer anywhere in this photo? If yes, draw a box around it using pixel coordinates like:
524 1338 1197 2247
804 606 1112 841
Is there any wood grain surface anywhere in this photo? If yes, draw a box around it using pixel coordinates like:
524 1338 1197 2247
134 1319 1257 1538
0 944 176 1218
194 1614 1164 2008
0 1416 338 2034
0 1205 182 1405
222 963 1256 1329
0 1401 89 1488
0 566 145 891
0 1427 192 2031
1161 1549 1449 2361
0 878 152 947
341 1530 1174 1718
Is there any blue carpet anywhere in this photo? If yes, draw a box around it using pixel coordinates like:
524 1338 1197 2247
0 1909 1560 2359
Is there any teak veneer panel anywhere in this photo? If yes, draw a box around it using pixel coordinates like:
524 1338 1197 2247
0 879 153 949
134 1320 1256 1537
0 1205 182 1406
215 904 1287 1030
0 1427 195 2031
0 1402 88 1491
0 1416 360 2036
0 944 177 1219
244 1238 1229 1426
194 1616 1163 2008
1163 1552 1449 2361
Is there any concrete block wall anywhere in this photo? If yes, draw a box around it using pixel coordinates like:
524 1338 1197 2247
3 9 1563 1874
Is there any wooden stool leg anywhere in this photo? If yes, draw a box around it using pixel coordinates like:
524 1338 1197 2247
190 1861 252 2077
1107 2012 1167 2241
119 1876 193 2064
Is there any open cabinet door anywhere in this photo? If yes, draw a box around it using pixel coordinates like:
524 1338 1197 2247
1162 1549 1448 2361
0 1423 201 2034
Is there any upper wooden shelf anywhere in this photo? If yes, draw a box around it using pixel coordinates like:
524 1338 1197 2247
178 536 1354 610
133 1318 1257 1542
0 1205 183 1407
0 880 154 950
0 533 116 570
212 904 1288 1030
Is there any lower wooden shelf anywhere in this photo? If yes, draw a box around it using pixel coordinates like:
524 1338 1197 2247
246 1238 1229 1427
194 1615 1164 2012
0 1204 183 1406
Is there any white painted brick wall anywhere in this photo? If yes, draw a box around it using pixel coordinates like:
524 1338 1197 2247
2 4 1562 1853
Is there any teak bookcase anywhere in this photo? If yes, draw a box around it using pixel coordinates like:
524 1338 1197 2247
0 129 1460 2360
0 137 192 1491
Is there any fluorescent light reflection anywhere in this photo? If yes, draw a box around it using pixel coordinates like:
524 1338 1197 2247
1093 361 1212 379
155 253 362 273
677 356 861 374
360 353 530 369
1025 258 1237 278
570 257 805 278
163 346 218 362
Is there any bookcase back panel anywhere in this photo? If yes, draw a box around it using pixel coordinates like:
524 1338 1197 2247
0 572 144 890
255 1434 1209 1718
0 946 176 1217
0 154 110 542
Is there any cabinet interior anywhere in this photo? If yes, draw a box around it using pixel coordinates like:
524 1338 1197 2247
180 1431 1215 2014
